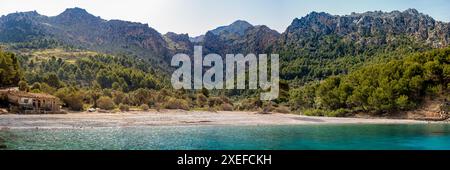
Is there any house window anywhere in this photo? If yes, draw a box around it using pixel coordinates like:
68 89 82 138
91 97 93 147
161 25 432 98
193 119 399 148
24 99 29 103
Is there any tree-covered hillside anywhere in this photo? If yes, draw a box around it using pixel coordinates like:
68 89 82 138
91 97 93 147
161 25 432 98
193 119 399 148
278 34 431 85
289 47 450 116
20 54 167 91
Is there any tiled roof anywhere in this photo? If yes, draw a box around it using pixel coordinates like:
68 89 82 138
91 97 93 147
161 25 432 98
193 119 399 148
6 90 57 99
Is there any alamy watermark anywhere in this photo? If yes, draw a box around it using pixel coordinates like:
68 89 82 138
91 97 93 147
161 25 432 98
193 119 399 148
171 46 279 100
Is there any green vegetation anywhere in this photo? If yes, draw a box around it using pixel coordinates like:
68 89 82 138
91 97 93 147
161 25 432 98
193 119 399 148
140 104 150 111
54 87 85 111
9 39 68 50
2 35 448 116
289 47 450 116
0 49 22 87
20 53 166 91
164 97 190 110
118 103 130 112
97 96 115 110
279 35 430 86
6 47 240 112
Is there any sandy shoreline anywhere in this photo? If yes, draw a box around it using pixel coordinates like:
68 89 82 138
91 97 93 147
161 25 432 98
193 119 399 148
0 110 446 129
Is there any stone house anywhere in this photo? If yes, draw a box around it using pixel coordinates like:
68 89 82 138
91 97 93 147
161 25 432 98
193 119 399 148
0 88 61 114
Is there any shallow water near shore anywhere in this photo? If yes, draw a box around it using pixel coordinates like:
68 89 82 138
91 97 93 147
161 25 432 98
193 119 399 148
1 124 450 150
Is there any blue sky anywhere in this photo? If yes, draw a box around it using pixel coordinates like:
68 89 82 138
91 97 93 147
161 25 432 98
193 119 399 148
1 0 449 36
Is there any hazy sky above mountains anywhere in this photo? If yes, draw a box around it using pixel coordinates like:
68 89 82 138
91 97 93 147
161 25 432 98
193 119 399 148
1 0 449 36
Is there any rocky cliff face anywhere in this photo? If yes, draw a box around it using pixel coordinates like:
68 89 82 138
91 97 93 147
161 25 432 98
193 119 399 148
0 8 169 67
281 9 449 48
164 32 193 54
0 11 47 42
240 25 280 53
199 21 280 55
1 8 449 74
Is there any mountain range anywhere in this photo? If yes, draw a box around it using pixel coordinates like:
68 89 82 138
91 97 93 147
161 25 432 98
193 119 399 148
1 7 449 77
1 7 449 116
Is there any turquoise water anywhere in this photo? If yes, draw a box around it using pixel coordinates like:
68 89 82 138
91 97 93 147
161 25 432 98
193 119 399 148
1 124 450 150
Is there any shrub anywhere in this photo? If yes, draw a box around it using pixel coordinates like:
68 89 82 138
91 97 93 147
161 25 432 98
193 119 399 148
30 82 41 91
302 109 326 116
237 98 262 111
30 89 41 93
221 103 233 111
112 91 126 105
165 98 189 110
196 94 208 107
395 95 412 110
208 97 223 107
129 88 152 106
140 104 150 111
426 85 443 96
39 83 56 94
64 94 84 111
328 108 349 117
18 80 29 92
54 88 84 111
220 96 231 104
303 108 348 117
274 106 290 113
119 104 130 112
97 96 115 110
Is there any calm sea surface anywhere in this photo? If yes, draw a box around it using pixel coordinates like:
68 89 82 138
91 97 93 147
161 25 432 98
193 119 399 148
1 124 450 150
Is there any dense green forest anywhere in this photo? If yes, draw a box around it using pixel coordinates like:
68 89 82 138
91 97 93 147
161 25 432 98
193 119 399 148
21 54 166 91
0 50 22 87
2 46 240 112
278 35 431 85
1 41 449 116
289 47 450 116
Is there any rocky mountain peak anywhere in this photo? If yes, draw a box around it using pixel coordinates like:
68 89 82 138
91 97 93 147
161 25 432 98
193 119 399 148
231 20 253 27
404 8 419 15
210 20 254 36
284 9 449 47
1 10 43 21
164 32 190 42
58 7 91 17
306 11 333 18
54 7 102 24
287 11 336 35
